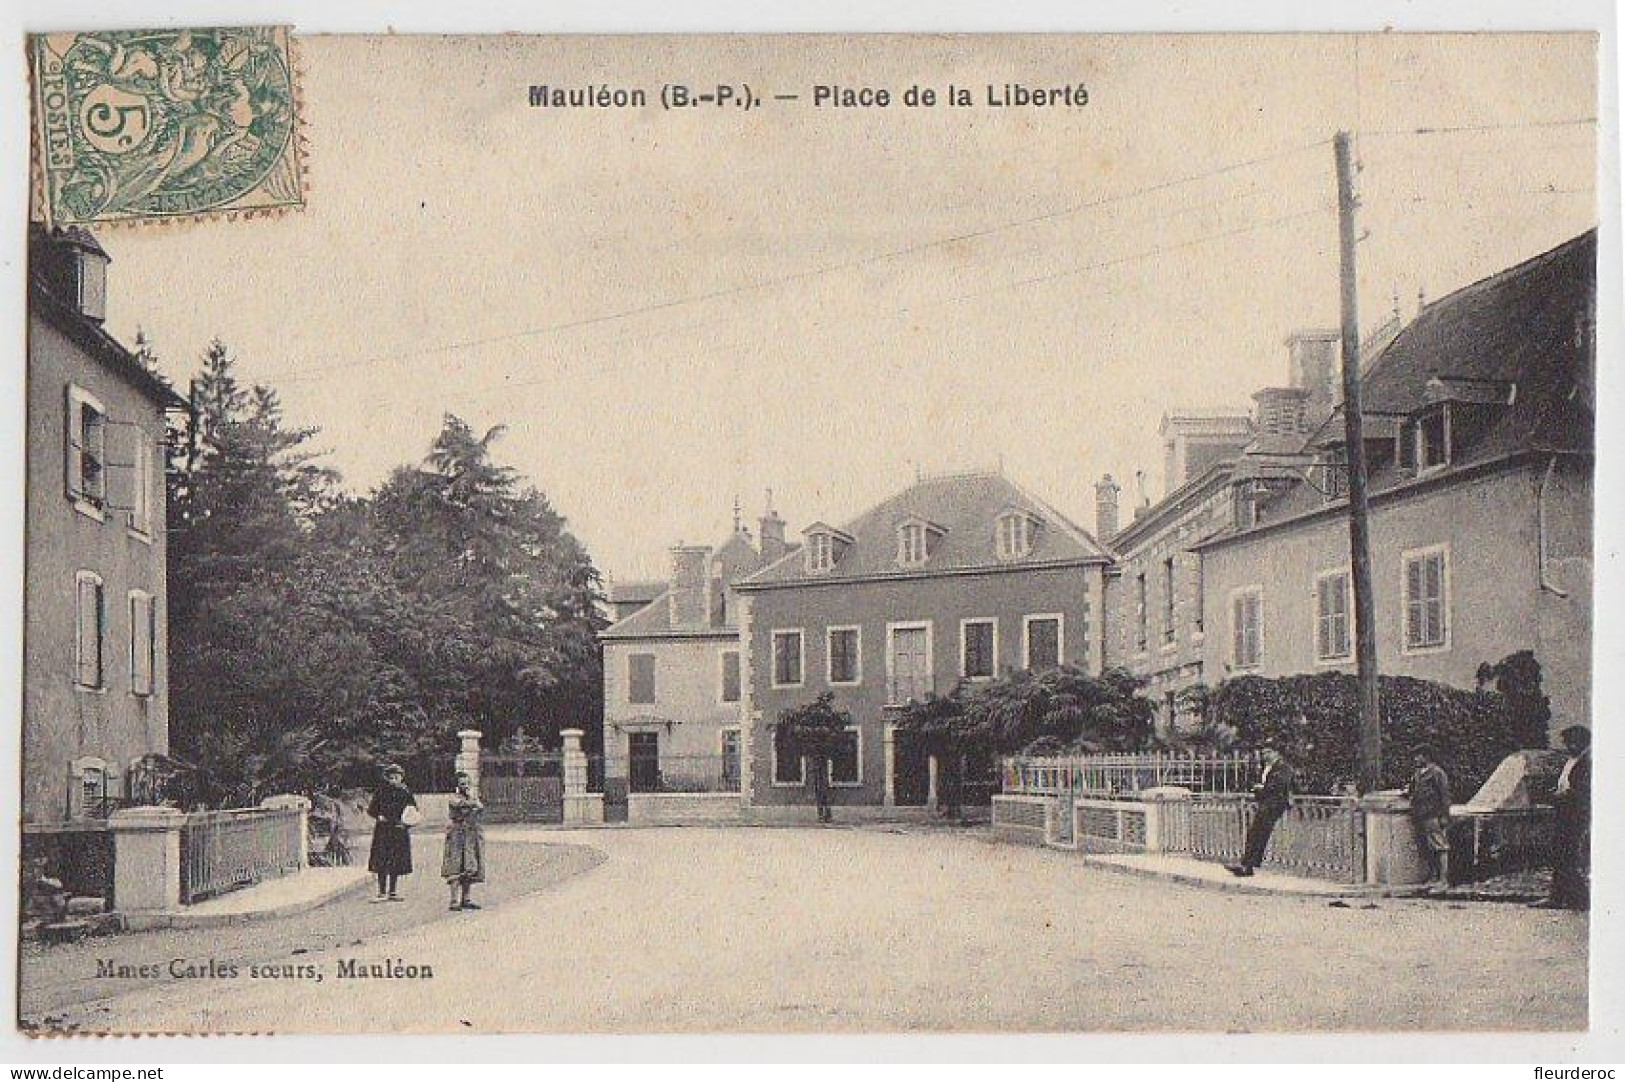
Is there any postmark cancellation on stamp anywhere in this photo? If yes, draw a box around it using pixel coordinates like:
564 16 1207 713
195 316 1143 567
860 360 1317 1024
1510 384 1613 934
30 26 304 228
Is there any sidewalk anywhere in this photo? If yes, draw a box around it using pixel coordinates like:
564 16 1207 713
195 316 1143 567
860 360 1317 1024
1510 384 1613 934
125 865 373 930
1080 850 1431 898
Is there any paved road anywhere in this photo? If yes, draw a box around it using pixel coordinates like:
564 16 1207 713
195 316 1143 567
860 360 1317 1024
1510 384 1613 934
34 826 1587 1034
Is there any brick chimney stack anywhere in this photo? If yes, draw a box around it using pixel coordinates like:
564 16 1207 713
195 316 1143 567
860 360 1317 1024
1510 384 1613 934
667 545 711 628
1094 474 1120 540
1252 386 1312 437
758 490 788 563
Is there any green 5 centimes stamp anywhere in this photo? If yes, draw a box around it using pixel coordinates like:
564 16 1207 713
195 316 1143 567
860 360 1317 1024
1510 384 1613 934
30 27 304 227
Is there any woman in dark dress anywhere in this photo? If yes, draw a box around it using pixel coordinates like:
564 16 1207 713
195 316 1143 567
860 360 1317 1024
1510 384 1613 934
366 764 417 902
440 772 486 911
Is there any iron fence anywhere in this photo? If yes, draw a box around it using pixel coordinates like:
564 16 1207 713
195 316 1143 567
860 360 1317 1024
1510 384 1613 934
613 754 742 794
1188 794 1365 882
1002 751 1263 797
180 806 304 903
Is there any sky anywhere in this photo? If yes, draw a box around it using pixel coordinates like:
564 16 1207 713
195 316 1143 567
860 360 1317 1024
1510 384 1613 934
99 33 1597 583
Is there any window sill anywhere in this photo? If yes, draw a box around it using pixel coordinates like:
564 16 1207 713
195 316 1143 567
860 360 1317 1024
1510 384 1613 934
830 781 864 789
1313 654 1353 668
69 497 106 524
770 682 805 691
828 678 862 688
73 684 108 696
770 779 807 788
127 527 154 546
1400 641 1451 657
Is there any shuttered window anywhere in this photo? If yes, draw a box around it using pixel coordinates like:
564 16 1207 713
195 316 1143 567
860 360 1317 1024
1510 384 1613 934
1403 548 1449 650
65 386 107 510
772 630 804 687
1232 589 1262 669
1024 616 1061 671
130 591 156 695
628 653 656 704
720 650 741 703
827 627 860 685
1316 572 1351 661
131 437 154 537
75 572 105 689
961 620 995 680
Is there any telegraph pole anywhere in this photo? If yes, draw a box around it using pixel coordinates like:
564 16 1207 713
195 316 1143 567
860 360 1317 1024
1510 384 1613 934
1334 131 1384 793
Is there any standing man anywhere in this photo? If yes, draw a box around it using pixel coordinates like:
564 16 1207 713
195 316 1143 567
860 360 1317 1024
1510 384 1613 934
1534 725 1591 910
1228 745 1293 877
1405 746 1452 891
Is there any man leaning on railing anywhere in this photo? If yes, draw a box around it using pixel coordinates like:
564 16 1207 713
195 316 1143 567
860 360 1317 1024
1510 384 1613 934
1227 745 1293 878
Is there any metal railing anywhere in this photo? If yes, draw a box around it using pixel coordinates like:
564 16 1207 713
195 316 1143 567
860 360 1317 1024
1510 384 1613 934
1003 751 1262 797
180 806 304 904
1188 794 1365 882
615 754 742 794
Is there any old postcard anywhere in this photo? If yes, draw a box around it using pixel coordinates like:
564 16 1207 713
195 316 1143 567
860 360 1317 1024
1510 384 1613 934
15 29 1601 1041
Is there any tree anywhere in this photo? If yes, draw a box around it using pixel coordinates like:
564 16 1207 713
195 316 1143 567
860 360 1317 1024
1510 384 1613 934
778 693 852 821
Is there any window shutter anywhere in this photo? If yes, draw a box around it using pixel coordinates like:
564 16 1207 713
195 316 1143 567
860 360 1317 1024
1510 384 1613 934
65 389 83 500
130 594 155 695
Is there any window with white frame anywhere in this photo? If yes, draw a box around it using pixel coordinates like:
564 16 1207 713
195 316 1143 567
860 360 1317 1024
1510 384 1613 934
1403 547 1449 651
75 571 105 689
961 619 996 680
130 436 155 538
1023 614 1062 671
1416 407 1450 472
1161 556 1176 645
806 531 835 574
772 723 804 784
1231 588 1262 669
719 650 741 703
829 726 861 786
129 590 156 696
996 512 1034 560
1315 571 1351 661
65 386 107 513
897 522 928 566
772 629 804 687
827 626 861 685
1134 572 1148 651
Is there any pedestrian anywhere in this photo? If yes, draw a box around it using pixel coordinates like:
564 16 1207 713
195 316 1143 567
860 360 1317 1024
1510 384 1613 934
366 763 418 903
1533 725 1590 910
441 772 486 911
1228 745 1294 877
1405 746 1452 891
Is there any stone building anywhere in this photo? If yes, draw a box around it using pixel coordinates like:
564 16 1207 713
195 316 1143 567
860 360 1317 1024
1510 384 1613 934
598 501 785 795
1196 230 1595 734
25 226 185 826
735 471 1112 814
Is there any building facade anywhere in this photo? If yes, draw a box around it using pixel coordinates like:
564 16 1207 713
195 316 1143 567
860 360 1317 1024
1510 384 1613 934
25 227 184 826
598 504 786 793
736 472 1112 811
1196 230 1595 734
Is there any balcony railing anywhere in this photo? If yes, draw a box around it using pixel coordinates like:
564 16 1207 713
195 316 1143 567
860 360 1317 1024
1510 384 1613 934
1003 751 1263 798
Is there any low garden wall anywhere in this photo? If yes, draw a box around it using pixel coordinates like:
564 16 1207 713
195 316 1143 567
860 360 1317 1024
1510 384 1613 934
626 792 743 825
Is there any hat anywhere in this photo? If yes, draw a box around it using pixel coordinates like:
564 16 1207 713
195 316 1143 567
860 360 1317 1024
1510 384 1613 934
382 763 404 778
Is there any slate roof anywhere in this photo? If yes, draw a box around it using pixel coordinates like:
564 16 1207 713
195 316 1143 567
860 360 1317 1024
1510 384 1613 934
1204 228 1596 545
607 578 665 605
737 472 1110 590
600 527 769 640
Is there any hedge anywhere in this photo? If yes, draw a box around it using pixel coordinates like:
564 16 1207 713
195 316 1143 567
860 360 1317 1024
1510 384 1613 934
1207 668 1542 801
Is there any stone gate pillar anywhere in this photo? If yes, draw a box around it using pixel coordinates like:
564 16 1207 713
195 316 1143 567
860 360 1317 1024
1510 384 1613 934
108 806 186 913
455 729 483 797
561 728 604 825
882 723 897 807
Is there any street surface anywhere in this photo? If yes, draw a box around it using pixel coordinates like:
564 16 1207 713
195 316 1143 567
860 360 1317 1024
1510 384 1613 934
24 826 1587 1033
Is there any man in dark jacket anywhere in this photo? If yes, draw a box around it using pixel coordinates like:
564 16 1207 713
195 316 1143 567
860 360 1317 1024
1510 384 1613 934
1406 747 1452 890
1228 745 1293 877
1534 725 1591 910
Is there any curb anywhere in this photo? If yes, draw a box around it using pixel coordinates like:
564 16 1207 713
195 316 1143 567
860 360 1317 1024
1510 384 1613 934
122 871 374 931
1076 853 1434 900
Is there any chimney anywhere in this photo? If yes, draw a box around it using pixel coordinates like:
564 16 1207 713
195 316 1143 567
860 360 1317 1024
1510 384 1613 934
1252 387 1312 437
1094 474 1120 540
667 545 710 628
758 490 788 563
1285 330 1341 419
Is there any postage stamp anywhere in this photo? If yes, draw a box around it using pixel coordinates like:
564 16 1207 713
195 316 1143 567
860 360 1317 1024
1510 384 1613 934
28 26 304 228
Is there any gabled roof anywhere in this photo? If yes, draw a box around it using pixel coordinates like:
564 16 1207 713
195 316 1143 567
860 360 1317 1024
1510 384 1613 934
29 273 187 411
600 525 768 640
738 471 1109 590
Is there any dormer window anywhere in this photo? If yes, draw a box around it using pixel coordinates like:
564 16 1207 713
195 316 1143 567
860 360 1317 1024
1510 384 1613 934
898 523 927 565
996 511 1037 560
802 523 852 575
1319 445 1349 503
1399 405 1450 474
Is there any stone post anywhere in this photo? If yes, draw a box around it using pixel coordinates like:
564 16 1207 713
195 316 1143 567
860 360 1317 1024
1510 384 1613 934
261 794 312 868
455 729 483 797
560 728 604 825
108 806 186 913
926 755 940 811
1359 791 1432 886
1140 786 1192 854
882 723 896 807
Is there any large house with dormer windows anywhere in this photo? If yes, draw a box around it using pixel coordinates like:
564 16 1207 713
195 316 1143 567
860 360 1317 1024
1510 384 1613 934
734 471 1112 814
1194 230 1594 735
25 225 186 827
